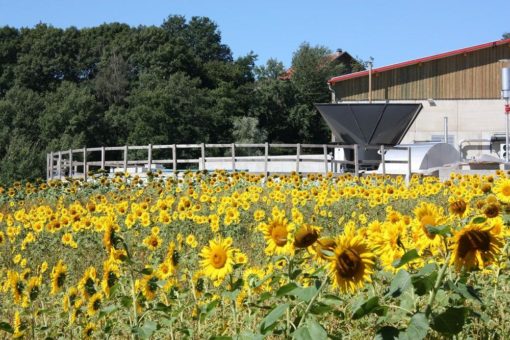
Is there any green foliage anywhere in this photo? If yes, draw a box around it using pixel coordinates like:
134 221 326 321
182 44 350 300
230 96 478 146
0 17 361 184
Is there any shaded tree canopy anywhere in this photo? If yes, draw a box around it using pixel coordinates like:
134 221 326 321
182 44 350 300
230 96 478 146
0 16 360 184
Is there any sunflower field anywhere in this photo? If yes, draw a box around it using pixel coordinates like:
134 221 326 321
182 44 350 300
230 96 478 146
1 170 510 339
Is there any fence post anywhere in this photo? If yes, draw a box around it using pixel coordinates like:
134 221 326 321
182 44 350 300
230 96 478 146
200 143 205 170
172 144 177 177
124 145 128 173
57 151 62 180
353 144 359 177
83 148 88 182
380 145 386 176
296 143 301 173
264 142 269 177
323 144 328 174
231 143 236 172
46 153 49 180
147 144 152 171
406 146 412 185
49 152 53 180
100 146 105 170
69 149 73 177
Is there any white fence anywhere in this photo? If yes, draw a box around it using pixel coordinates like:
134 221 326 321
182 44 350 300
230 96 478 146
46 143 412 180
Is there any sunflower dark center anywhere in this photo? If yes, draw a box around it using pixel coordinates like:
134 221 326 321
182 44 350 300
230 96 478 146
336 248 362 278
107 272 118 287
93 298 101 311
148 277 158 292
457 230 491 259
172 250 180 266
294 228 318 248
57 273 66 287
85 278 96 296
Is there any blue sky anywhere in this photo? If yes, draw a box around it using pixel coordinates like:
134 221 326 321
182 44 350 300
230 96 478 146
0 0 509 69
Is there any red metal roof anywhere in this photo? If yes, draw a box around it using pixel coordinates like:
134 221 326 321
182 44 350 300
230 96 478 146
328 38 510 84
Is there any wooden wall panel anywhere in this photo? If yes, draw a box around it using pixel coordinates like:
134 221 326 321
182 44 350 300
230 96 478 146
334 43 510 100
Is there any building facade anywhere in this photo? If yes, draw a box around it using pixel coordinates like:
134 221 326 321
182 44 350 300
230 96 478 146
328 38 510 159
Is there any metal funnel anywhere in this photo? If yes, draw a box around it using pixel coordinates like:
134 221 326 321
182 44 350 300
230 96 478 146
314 103 423 146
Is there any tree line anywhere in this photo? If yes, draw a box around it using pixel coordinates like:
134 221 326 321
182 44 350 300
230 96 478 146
0 15 364 183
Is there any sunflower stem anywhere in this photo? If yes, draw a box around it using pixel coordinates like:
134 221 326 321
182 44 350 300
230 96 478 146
296 273 329 330
425 250 451 317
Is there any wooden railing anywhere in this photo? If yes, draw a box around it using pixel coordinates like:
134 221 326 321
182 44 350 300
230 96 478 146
46 143 413 181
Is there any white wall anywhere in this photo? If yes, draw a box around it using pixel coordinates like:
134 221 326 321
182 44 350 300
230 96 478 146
341 99 508 160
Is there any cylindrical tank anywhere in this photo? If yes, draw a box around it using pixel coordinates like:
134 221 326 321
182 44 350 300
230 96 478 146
502 66 510 100
377 143 460 174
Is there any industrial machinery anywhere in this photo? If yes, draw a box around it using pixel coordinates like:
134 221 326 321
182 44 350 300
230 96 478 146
314 103 460 174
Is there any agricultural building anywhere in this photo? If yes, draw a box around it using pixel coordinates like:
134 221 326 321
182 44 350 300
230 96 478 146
328 38 510 159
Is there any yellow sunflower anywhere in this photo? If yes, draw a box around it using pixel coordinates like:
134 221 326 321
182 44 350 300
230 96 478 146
83 322 96 339
101 259 120 296
62 287 79 312
294 224 320 249
199 236 234 281
78 267 98 299
87 292 103 316
51 260 67 295
328 233 375 293
413 202 446 240
493 178 510 204
451 223 504 271
143 233 162 251
140 274 159 301
261 215 295 256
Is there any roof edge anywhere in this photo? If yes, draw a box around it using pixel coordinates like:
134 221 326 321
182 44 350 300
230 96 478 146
328 38 510 84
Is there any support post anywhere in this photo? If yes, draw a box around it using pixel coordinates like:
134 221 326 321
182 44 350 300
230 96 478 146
57 151 62 180
172 144 177 176
46 154 49 180
296 143 301 173
444 116 449 144
231 143 236 172
69 149 73 177
353 144 359 177
323 144 328 174
406 147 412 185
506 110 509 163
147 143 152 171
200 143 205 170
380 145 386 176
101 146 105 170
264 142 269 177
124 145 128 173
49 152 53 180
83 148 88 182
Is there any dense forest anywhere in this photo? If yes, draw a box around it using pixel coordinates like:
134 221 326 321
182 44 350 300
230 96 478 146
0 15 363 183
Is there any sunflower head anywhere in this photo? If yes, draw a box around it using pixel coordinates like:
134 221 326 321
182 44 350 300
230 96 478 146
328 234 374 293
87 292 103 316
199 237 234 282
493 178 510 204
261 215 295 256
483 203 500 218
452 223 504 271
51 260 67 295
294 224 320 248
449 198 467 217
414 202 445 240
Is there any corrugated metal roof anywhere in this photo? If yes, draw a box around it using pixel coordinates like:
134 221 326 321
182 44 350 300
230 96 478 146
328 38 510 84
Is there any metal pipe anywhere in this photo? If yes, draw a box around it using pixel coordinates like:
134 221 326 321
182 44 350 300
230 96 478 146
444 116 448 144
506 109 509 162
368 61 373 103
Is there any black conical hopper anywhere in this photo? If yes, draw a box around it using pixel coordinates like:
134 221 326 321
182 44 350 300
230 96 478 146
314 103 423 146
